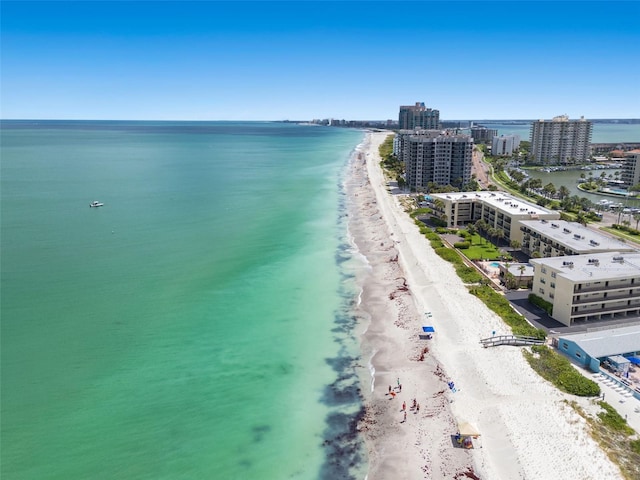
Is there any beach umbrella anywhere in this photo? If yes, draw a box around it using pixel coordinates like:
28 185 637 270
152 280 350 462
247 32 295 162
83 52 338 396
457 421 480 437
422 326 435 333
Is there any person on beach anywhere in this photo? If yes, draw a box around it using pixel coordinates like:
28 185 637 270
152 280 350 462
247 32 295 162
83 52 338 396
398 384 402 393
403 411 407 423
390 391 396 399
416 403 420 414
389 385 392 394
402 401 406 411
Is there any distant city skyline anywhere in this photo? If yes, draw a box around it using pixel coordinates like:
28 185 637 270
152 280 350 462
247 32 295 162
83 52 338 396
2 1 639 121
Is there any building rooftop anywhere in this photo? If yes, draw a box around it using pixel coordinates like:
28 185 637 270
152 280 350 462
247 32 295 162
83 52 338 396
558 324 640 359
431 191 556 217
530 251 640 282
502 263 535 277
520 219 634 254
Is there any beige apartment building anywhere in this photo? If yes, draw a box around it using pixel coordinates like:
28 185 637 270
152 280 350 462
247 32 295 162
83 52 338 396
429 191 560 242
530 252 640 326
520 219 634 258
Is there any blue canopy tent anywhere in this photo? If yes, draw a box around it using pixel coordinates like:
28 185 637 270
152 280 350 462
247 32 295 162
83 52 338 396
628 356 640 365
419 326 435 340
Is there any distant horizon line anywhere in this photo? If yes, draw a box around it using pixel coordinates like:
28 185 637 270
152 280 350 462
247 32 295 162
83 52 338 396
2 118 639 123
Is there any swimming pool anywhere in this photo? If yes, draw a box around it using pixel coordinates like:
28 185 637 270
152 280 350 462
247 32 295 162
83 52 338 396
489 262 501 268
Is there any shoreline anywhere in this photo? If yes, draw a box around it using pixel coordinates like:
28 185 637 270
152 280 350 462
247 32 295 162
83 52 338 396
348 131 623 479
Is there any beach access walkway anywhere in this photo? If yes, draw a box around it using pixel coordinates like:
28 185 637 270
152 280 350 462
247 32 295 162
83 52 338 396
480 335 546 348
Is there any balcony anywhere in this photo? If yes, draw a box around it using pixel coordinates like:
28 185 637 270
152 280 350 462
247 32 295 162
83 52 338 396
571 302 640 317
574 283 637 294
573 291 640 304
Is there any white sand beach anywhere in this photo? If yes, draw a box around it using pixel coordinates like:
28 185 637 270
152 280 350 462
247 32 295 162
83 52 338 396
349 131 624 479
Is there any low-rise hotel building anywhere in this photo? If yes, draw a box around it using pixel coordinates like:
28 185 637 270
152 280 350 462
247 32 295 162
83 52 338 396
429 191 560 242
530 252 640 326
520 219 634 258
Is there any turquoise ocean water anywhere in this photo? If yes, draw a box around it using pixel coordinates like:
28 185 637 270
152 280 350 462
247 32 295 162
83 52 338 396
1 121 367 479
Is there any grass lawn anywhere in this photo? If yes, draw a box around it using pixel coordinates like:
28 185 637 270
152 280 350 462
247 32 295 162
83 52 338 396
464 233 502 260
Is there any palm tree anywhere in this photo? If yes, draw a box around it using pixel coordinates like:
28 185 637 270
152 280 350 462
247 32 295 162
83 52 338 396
576 212 588 226
634 213 640 231
558 185 570 200
543 182 556 198
518 265 526 287
488 227 499 245
467 224 476 236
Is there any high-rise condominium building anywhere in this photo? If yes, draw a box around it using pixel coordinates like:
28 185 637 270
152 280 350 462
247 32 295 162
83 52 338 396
529 115 592 165
398 130 473 190
621 150 640 189
398 102 440 130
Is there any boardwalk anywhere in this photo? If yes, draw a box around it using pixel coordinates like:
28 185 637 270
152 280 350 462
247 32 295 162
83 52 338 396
479 335 545 348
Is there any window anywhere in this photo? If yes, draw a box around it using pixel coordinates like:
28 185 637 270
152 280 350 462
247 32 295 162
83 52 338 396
539 288 545 294
551 272 556 278
575 352 582 358
562 342 568 350
550 282 555 288
541 267 547 274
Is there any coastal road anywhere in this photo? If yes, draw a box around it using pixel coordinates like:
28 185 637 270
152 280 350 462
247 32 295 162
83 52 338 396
471 148 491 188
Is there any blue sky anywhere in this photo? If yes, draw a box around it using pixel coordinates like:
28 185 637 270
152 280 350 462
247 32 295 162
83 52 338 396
2 1 639 120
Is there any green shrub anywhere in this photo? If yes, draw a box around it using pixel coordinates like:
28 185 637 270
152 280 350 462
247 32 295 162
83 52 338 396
454 241 470 249
435 227 448 234
469 286 545 338
456 265 483 283
435 247 462 265
410 208 432 218
528 293 553 315
597 402 636 435
523 346 599 397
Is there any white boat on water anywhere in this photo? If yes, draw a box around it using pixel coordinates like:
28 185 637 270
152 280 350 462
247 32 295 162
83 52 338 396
89 201 104 208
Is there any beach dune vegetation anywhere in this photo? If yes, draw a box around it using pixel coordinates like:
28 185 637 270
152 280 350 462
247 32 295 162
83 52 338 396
469 285 545 339
523 345 600 397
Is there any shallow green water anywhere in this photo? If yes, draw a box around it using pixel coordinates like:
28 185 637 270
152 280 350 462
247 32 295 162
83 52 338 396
1 121 367 479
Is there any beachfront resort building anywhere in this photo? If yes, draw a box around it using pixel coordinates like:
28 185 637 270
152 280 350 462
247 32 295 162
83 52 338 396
492 134 521 156
470 127 498 144
529 115 593 165
398 102 440 130
530 252 640 326
519 219 634 258
621 150 640 189
398 130 473 189
428 191 560 240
